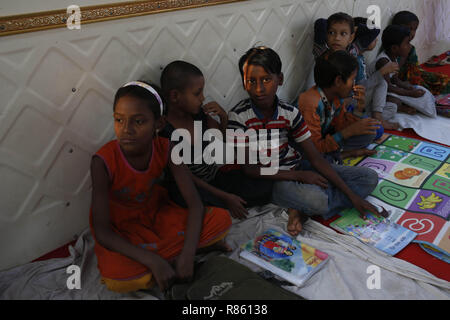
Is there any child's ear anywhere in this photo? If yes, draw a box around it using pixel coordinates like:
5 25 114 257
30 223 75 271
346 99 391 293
278 72 284 85
155 116 166 134
168 89 179 104
334 75 344 88
350 32 356 43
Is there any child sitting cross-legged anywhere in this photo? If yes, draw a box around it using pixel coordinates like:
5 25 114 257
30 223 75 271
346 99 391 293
298 50 381 163
160 60 274 220
392 11 449 96
89 81 231 293
228 46 386 237
370 25 437 122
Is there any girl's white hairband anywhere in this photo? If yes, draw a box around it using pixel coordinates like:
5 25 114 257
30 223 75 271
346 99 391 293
122 81 164 116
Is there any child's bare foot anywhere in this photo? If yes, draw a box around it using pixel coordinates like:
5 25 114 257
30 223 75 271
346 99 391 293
398 103 417 115
341 148 377 159
287 209 308 237
381 120 400 130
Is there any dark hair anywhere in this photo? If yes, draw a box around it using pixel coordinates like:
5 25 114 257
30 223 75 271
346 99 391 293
353 17 367 28
355 23 380 50
327 12 355 34
113 81 163 119
160 60 203 100
392 11 419 26
238 46 282 82
314 50 358 88
381 25 410 53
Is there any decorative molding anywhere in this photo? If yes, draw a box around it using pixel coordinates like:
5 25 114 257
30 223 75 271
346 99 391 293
0 0 246 37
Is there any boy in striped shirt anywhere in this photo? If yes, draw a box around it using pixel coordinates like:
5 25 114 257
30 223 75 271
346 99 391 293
228 46 386 236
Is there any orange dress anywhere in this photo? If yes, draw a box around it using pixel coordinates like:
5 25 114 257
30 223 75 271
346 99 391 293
89 137 231 292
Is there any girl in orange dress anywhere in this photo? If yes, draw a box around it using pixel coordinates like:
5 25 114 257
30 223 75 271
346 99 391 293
89 81 231 293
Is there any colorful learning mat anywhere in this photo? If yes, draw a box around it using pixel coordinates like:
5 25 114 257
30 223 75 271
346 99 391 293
343 134 450 263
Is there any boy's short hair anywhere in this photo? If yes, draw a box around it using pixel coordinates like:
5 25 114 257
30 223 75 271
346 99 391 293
381 25 410 53
238 46 282 82
327 12 355 33
160 60 203 99
392 11 419 26
113 81 163 119
314 50 358 88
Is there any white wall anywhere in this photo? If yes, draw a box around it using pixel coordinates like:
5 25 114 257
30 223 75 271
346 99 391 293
0 0 448 271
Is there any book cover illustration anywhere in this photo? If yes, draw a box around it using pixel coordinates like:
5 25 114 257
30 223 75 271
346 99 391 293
240 229 329 287
330 208 417 256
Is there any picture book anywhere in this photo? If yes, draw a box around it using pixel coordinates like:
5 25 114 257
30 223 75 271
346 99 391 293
330 208 417 256
342 134 450 262
239 229 329 287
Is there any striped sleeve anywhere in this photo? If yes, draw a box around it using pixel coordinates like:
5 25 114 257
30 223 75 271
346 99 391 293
227 103 250 148
290 108 311 144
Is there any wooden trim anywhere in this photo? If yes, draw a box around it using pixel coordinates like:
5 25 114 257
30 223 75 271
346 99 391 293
0 0 246 37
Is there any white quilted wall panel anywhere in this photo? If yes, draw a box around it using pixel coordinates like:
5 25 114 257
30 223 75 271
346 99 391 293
0 0 448 270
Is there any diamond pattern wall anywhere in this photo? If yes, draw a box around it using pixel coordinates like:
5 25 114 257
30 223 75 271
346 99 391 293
0 0 444 270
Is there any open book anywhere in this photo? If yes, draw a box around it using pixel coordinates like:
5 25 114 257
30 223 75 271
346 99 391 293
239 229 329 287
330 208 417 256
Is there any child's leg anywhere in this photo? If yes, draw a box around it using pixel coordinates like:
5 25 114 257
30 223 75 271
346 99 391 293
324 164 378 218
286 208 309 236
387 96 417 115
272 164 378 220
94 206 231 293
370 79 400 129
213 169 274 208
341 134 377 159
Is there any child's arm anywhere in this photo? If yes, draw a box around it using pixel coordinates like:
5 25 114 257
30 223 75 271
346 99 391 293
376 58 424 97
298 138 385 218
203 101 228 134
189 173 248 219
168 157 205 282
90 156 175 291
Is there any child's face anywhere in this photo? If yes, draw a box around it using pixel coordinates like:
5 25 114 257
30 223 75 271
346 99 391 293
336 70 357 99
405 21 418 41
366 38 378 51
114 95 156 156
242 63 283 110
327 21 354 51
395 36 412 58
177 75 205 115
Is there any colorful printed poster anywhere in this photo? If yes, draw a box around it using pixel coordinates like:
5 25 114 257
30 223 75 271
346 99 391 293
240 229 329 287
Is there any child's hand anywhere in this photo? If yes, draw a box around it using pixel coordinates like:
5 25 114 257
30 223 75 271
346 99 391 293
342 118 380 138
293 170 328 188
174 251 195 283
223 193 248 219
350 195 388 219
352 85 366 111
203 101 227 120
408 88 425 98
147 255 176 291
379 61 399 76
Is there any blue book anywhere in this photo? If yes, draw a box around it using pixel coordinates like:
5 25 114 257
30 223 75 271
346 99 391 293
330 208 417 255
240 229 329 287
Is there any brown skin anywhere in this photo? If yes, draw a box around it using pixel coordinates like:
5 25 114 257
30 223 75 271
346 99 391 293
327 21 355 52
166 75 248 220
239 64 386 234
376 36 424 98
91 95 206 291
322 70 380 140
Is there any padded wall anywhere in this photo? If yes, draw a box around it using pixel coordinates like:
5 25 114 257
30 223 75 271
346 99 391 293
0 0 448 270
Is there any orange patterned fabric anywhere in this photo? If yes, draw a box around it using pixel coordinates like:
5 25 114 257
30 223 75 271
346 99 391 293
89 137 231 281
